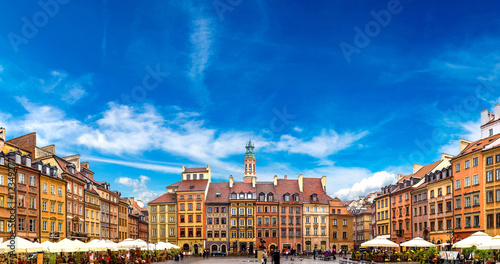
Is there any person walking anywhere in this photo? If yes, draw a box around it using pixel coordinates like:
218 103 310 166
285 249 289 260
262 250 268 264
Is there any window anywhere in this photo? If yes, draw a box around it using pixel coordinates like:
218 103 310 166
488 191 494 203
497 190 500 202
487 156 494 165
438 188 442 196
430 205 435 214
465 160 470 169
465 196 471 208
455 163 460 172
474 215 480 227
43 201 47 211
343 219 347 226
473 195 480 206
488 214 494 228
18 218 25 231
456 198 461 209
58 187 62 196
487 170 495 182
456 217 461 229
473 174 479 185
332 219 337 226
332 231 337 239
465 177 471 187
447 186 451 194
473 157 479 167
430 190 434 198
455 179 461 189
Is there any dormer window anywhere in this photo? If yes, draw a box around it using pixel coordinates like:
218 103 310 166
284 194 290 202
311 194 318 202
193 174 197 180
239 193 244 199
38 164 42 171
216 192 221 197
52 168 57 177
247 193 252 199
0 156 4 165
186 174 191 180
26 158 31 167
293 194 299 202
231 193 237 199
15 154 21 164
259 193 265 201
199 174 204 179
267 193 274 201
45 167 50 175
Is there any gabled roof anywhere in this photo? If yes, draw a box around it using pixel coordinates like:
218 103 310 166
413 160 441 179
455 134 500 159
275 179 302 203
230 182 255 193
176 179 209 192
206 182 230 204
303 178 331 204
54 156 86 182
149 193 177 204
168 181 181 187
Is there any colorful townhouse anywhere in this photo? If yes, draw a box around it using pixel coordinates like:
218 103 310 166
275 175 303 252
329 198 354 252
148 192 177 244
205 182 229 253
302 177 330 251
118 199 129 241
255 182 279 252
229 176 256 254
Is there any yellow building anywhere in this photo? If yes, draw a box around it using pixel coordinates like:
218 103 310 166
118 199 129 241
174 166 210 255
483 144 500 236
427 168 454 245
375 191 391 238
302 177 330 251
37 160 66 242
148 193 177 244
228 177 256 254
85 188 101 241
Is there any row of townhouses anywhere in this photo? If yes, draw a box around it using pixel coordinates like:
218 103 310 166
0 130 149 242
368 104 500 248
148 139 356 255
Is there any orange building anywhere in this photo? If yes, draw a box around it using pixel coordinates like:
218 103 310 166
330 198 353 252
452 136 500 240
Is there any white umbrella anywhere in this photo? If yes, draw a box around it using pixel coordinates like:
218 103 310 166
47 238 80 253
454 231 492 248
361 236 399 247
86 239 108 251
156 242 174 250
40 241 54 251
401 237 435 248
477 235 500 250
117 239 147 249
0 237 43 254
72 239 90 251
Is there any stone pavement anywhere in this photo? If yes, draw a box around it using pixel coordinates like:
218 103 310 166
155 255 341 264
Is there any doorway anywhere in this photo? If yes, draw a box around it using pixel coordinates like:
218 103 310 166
211 244 218 253
221 244 227 253
194 244 199 255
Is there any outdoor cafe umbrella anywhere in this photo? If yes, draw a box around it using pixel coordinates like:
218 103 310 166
400 237 435 248
85 239 108 251
453 231 492 248
40 241 53 251
0 237 43 254
361 236 399 248
47 238 80 253
117 239 146 249
477 235 500 250
72 239 90 252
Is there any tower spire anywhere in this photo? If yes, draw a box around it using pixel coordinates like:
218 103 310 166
243 137 256 183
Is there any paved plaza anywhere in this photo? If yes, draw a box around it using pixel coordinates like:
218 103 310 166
156 256 341 264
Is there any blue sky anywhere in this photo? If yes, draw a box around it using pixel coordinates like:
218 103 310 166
1 0 500 203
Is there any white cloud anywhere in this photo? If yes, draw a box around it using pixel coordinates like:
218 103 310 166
115 175 159 203
293 126 303 132
439 120 481 156
332 171 396 201
36 70 91 104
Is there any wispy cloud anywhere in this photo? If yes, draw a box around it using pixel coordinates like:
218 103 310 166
115 175 159 203
187 13 215 106
332 171 396 201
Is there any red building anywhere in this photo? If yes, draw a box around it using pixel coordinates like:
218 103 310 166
255 183 279 251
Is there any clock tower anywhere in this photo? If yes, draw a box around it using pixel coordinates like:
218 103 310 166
243 138 256 183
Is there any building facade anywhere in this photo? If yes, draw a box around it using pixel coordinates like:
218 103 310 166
38 160 66 242
302 177 330 252
255 183 279 252
205 182 229 253
276 176 303 253
329 198 354 252
149 193 177 244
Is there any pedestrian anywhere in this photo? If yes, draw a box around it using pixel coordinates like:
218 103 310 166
285 249 289 259
262 250 268 264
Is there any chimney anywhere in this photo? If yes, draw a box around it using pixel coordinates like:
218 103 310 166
229 175 234 188
459 138 472 152
273 175 278 186
284 175 287 179
496 104 500 121
182 166 185 173
298 174 303 192
81 162 89 169
252 177 256 188
413 164 424 173
398 174 405 181
481 109 489 126
321 175 327 192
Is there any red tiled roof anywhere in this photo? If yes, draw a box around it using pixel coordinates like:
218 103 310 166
149 193 177 204
84 188 99 196
303 178 332 204
184 167 208 173
275 179 302 203
256 183 276 196
230 182 255 193
206 182 230 204
54 156 86 182
454 134 500 159
413 160 441 179
134 201 146 211
176 179 209 192
168 181 181 187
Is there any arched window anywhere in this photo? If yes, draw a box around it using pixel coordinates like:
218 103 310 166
231 193 237 199
239 193 245 199
247 193 252 199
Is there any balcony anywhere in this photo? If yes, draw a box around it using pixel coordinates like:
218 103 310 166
395 229 404 237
